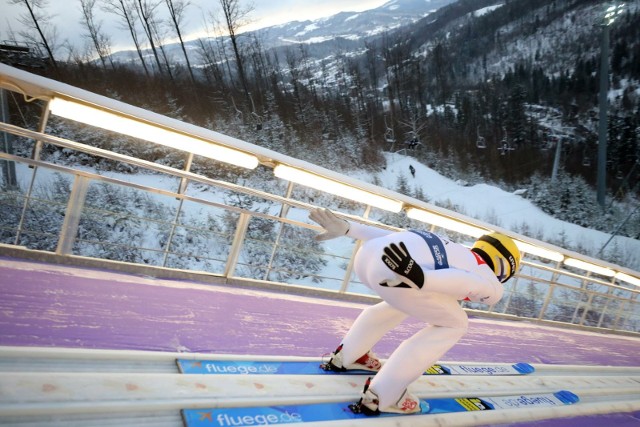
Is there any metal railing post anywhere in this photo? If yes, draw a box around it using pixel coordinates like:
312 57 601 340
596 276 617 328
15 100 51 245
538 283 556 321
537 260 562 320
30 100 50 164
263 182 294 281
571 274 592 324
339 205 371 293
162 153 194 267
612 293 635 330
55 175 89 255
224 212 251 279
579 291 596 326
13 165 37 246
0 89 17 188
162 198 184 267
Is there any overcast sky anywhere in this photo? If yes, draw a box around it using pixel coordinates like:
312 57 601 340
0 0 388 53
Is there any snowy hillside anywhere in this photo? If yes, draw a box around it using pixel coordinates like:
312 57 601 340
467 0 640 81
356 152 640 270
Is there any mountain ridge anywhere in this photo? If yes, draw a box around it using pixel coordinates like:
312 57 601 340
108 0 458 65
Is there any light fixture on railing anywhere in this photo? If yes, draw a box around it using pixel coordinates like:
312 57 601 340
514 240 564 263
564 257 616 277
615 272 640 288
405 207 488 237
603 2 625 26
48 97 259 170
273 164 403 213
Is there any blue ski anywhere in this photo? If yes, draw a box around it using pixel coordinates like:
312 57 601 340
182 390 579 426
176 359 534 376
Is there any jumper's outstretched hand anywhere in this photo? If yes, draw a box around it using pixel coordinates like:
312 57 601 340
308 208 349 241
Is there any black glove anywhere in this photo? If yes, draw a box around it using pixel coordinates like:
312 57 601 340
381 242 424 289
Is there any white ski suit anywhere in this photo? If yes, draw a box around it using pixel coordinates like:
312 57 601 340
339 220 504 409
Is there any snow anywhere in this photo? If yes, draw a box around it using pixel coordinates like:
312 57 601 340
295 23 319 37
282 36 334 44
473 4 504 18
345 13 361 22
352 152 640 268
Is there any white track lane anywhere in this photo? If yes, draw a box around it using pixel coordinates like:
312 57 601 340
0 346 639 426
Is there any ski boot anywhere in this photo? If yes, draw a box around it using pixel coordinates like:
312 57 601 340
320 344 381 372
349 377 422 416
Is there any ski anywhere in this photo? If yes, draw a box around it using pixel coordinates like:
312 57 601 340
176 359 534 376
182 390 579 426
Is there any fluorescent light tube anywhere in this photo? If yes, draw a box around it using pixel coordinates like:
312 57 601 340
273 164 403 213
48 97 259 169
604 3 625 25
564 257 616 277
615 272 640 288
514 241 564 262
406 207 488 237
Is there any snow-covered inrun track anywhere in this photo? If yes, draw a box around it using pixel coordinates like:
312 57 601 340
0 346 639 426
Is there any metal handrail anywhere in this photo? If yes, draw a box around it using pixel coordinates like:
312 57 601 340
0 80 638 333
1 150 637 332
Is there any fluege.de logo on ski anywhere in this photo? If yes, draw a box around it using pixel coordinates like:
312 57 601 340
205 362 278 374
457 365 510 375
500 395 557 407
213 410 302 426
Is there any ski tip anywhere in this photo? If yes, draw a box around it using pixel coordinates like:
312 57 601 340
513 362 535 374
554 390 580 405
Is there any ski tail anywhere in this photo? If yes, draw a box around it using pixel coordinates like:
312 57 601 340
181 390 579 426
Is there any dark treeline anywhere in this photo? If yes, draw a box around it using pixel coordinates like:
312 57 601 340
3 0 639 210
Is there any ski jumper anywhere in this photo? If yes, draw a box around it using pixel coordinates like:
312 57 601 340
338 221 504 409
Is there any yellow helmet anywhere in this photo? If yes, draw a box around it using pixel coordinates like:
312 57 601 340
472 232 521 283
